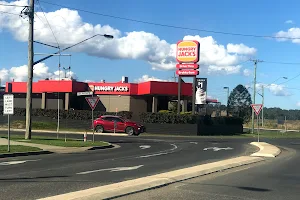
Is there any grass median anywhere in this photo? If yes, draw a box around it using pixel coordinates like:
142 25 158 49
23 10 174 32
0 145 41 154
0 135 110 147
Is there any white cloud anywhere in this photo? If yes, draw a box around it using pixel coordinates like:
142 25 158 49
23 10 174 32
0 62 76 82
135 75 170 83
296 102 300 107
0 0 257 75
256 83 291 96
243 68 252 77
285 20 294 24
227 43 257 55
275 28 300 43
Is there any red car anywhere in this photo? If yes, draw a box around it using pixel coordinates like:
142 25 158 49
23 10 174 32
93 115 145 135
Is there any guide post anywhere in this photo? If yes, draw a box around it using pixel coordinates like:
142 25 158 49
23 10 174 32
85 96 99 143
251 104 263 142
3 94 14 152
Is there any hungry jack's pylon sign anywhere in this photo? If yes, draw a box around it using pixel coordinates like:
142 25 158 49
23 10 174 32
176 40 201 115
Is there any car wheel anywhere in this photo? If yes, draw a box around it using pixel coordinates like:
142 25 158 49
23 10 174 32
95 125 104 133
125 127 135 135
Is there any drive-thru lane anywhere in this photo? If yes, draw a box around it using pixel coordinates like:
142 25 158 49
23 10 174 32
0 131 255 200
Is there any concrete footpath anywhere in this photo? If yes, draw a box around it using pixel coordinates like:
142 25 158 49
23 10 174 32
39 142 281 200
0 138 114 154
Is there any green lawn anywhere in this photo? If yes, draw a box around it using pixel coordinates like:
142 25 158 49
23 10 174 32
1 120 87 132
0 135 110 147
0 145 41 154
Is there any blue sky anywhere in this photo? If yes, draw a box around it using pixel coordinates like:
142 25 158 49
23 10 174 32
1 0 300 109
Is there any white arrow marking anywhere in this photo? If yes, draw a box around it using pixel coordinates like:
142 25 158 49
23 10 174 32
203 147 233 151
139 145 151 149
190 142 198 144
77 165 144 175
0 160 39 166
139 144 177 158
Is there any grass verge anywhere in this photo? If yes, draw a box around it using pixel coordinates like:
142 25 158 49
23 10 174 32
0 135 110 147
0 120 87 132
0 145 41 154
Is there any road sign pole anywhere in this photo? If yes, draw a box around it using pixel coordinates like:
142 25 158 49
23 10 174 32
8 114 10 152
257 114 260 142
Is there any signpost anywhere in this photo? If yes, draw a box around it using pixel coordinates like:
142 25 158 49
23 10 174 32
251 104 263 142
176 40 200 114
86 96 99 142
3 94 14 152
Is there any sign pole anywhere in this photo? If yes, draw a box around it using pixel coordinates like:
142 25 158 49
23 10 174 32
192 76 196 114
177 76 181 114
257 114 259 142
8 114 10 152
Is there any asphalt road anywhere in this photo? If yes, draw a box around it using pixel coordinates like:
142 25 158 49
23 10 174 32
0 131 255 200
117 139 300 200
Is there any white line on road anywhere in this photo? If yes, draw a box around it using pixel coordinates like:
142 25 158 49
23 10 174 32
203 147 233 151
139 144 178 158
190 142 198 144
0 159 40 166
76 165 144 175
139 145 151 149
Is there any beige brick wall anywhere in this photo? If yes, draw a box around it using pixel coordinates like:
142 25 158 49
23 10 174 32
97 95 130 112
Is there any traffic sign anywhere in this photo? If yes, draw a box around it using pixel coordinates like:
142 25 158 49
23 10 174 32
3 94 14 115
85 97 99 110
176 69 199 76
77 91 93 96
251 104 263 116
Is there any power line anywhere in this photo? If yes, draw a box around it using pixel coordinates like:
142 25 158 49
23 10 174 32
278 73 300 85
39 0 300 40
0 11 20 16
262 61 300 65
36 0 60 48
0 3 27 7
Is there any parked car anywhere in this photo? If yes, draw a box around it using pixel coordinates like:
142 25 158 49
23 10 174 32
92 115 145 135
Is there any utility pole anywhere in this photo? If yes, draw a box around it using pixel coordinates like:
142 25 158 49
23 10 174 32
261 85 264 127
25 0 34 140
250 59 263 134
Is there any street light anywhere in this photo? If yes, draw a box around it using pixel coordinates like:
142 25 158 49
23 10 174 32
223 87 229 116
33 34 114 65
25 33 114 139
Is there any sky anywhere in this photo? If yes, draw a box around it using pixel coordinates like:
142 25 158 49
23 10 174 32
1 0 300 109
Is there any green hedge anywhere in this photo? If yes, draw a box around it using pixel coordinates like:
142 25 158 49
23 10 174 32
12 108 133 120
139 112 243 125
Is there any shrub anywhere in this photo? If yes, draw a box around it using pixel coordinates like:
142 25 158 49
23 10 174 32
13 108 133 120
139 112 243 125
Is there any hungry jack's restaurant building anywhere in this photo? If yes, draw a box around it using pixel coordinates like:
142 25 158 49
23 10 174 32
5 76 217 115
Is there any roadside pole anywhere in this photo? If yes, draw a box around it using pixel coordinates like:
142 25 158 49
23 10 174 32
257 114 260 142
85 94 99 143
251 104 263 143
3 94 14 152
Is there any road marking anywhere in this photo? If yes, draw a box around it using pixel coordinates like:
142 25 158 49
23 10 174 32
76 165 144 175
139 145 151 149
190 142 198 144
139 144 178 158
203 147 233 151
0 159 39 166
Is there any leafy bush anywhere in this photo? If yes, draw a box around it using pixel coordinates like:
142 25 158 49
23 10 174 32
13 108 133 120
139 112 243 125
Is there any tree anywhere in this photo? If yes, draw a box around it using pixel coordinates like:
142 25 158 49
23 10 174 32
228 84 252 122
